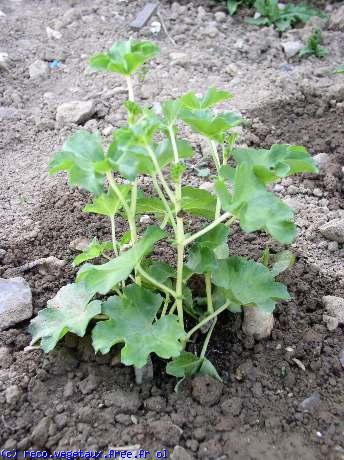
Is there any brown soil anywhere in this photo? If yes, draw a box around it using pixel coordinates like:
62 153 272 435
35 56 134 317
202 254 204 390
0 0 343 458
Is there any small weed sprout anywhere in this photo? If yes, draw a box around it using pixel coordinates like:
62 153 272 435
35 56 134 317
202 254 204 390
299 29 328 59
29 40 318 381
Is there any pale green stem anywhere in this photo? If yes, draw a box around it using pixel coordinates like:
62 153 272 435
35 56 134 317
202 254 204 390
184 211 232 246
186 301 229 341
152 175 177 232
200 319 217 359
168 126 184 326
160 214 169 230
106 173 137 244
126 76 134 102
137 265 177 298
210 140 221 172
205 273 214 314
110 215 119 257
145 143 174 202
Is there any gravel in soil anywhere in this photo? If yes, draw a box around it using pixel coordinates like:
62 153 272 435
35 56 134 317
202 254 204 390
0 0 343 458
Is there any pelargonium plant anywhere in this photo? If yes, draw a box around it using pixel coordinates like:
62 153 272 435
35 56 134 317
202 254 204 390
29 40 318 382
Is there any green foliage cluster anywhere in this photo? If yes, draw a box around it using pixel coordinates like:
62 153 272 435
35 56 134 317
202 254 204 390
336 66 344 74
29 40 318 381
299 29 328 59
246 0 326 31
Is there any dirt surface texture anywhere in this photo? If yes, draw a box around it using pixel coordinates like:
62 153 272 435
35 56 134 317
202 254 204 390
0 0 343 458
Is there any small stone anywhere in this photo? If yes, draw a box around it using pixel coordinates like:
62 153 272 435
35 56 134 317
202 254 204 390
281 40 303 58
283 197 304 211
46 26 62 39
5 384 21 405
0 52 9 71
313 152 330 173
339 349 344 369
203 24 218 38
171 446 193 460
197 6 207 19
299 392 321 412
0 248 6 260
319 219 344 243
29 60 49 79
169 52 188 66
215 11 227 22
69 237 91 252
313 188 323 197
322 296 344 330
56 100 95 125
221 397 242 416
78 373 98 395
0 346 12 368
150 21 161 34
192 375 223 406
102 126 114 136
31 417 51 446
0 277 33 331
63 381 74 398
84 118 98 131
225 63 238 77
328 241 339 252
134 356 154 384
242 307 274 340
139 214 152 225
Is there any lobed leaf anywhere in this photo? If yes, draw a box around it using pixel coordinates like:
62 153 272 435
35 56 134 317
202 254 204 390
77 226 165 295
180 87 232 110
73 239 114 267
215 163 297 243
29 283 101 352
89 40 160 76
49 131 107 194
92 285 185 368
83 184 131 216
181 186 217 219
233 144 318 184
166 351 222 381
270 250 295 276
212 256 290 313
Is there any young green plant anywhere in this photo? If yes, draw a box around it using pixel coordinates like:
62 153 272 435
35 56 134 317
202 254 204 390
29 40 318 382
299 29 328 59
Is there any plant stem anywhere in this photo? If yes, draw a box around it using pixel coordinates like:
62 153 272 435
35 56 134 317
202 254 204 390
137 265 177 298
169 125 185 327
200 319 217 359
106 172 137 244
126 76 134 102
184 211 232 246
145 143 174 202
205 273 213 314
186 301 229 341
152 175 177 232
110 215 119 257
210 140 221 172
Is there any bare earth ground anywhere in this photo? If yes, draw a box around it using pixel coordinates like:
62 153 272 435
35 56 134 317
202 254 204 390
0 0 343 458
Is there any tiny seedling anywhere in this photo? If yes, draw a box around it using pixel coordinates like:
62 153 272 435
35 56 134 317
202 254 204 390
336 65 344 74
246 0 326 32
299 29 328 59
29 40 318 383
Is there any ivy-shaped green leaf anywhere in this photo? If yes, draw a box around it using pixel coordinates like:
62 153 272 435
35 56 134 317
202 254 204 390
215 163 296 243
73 239 113 267
180 88 232 110
92 285 185 368
212 256 290 313
89 40 160 76
166 351 222 382
181 186 217 219
83 184 131 216
29 283 101 352
49 131 108 194
233 144 318 184
77 226 165 295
